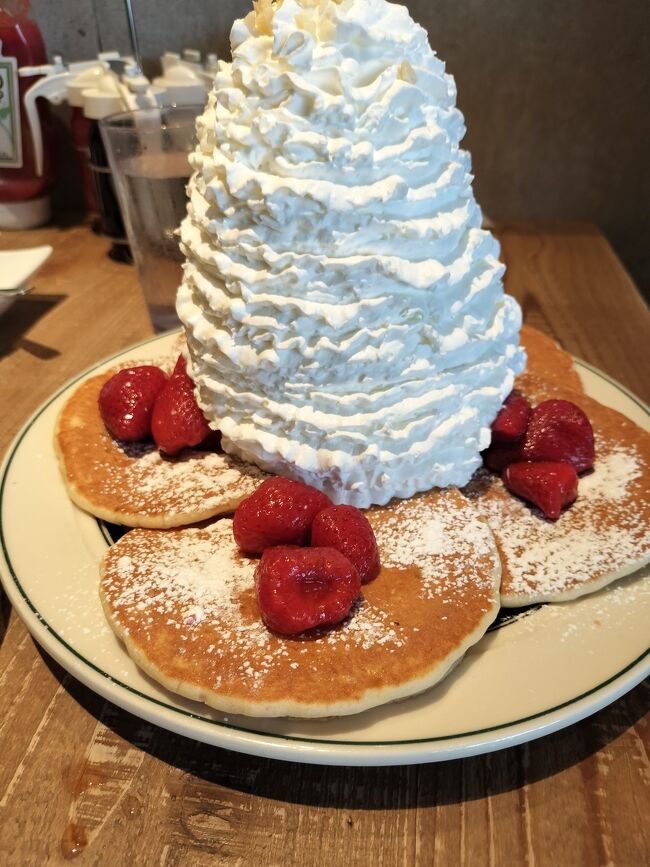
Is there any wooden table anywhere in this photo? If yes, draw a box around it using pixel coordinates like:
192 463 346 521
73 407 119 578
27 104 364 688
0 219 648 866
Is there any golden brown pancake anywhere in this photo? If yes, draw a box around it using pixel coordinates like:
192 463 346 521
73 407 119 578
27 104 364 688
519 325 584 392
100 488 500 718
55 325 574 530
55 367 267 528
466 374 650 606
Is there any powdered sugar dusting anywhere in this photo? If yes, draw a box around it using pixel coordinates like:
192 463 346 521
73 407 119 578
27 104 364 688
109 522 252 621
94 440 265 514
60 355 269 521
317 598 407 649
579 442 642 501
470 441 650 601
102 518 412 693
372 492 498 599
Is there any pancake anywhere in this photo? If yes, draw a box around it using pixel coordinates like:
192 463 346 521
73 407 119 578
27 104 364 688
519 325 584 393
54 325 573 530
100 488 500 718
55 367 267 529
466 374 650 606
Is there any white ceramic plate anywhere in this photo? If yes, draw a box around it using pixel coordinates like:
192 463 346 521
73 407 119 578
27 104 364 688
1 332 648 766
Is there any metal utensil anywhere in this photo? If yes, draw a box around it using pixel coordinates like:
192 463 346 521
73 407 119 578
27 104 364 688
0 285 32 297
123 0 142 72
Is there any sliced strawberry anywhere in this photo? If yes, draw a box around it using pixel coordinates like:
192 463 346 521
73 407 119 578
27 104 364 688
491 392 531 442
503 461 578 520
233 477 332 554
311 505 380 584
521 399 595 473
482 440 523 472
98 365 167 441
172 353 187 376
151 355 211 455
255 546 361 635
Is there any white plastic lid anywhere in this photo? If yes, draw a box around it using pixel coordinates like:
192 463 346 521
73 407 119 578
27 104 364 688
82 77 124 119
182 48 202 65
66 64 108 107
153 56 209 106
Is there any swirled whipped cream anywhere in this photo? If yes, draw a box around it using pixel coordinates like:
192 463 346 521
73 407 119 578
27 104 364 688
177 0 525 507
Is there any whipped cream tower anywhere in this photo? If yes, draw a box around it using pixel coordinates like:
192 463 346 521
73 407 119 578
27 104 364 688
177 0 525 507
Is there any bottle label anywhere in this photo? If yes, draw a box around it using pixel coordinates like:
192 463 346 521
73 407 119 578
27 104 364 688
0 52 23 168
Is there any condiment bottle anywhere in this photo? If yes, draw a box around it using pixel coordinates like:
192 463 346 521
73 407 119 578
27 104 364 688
0 0 53 228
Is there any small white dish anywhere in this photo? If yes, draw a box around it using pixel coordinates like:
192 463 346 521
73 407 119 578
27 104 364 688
0 244 52 315
0 244 52 316
0 244 52 292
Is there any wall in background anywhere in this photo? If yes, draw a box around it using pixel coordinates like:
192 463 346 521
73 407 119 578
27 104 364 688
31 0 649 294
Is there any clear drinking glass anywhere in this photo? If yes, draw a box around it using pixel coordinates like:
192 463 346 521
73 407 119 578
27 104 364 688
100 105 200 332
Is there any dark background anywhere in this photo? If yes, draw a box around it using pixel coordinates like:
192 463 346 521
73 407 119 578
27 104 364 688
32 0 650 296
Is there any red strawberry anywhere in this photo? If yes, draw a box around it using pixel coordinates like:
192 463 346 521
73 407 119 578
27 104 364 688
255 546 361 635
233 477 332 554
311 505 380 584
491 392 531 442
151 355 211 455
482 440 523 472
172 354 187 376
521 399 595 473
503 461 578 520
98 365 167 441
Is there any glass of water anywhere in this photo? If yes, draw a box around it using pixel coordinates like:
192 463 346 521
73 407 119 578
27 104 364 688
100 105 200 332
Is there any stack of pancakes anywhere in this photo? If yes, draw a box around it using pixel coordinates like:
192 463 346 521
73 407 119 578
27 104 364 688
55 327 650 718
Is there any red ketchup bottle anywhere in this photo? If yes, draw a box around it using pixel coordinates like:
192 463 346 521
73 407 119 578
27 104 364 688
0 0 53 228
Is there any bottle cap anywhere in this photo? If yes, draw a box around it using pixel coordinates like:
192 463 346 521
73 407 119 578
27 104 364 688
82 74 124 119
182 48 202 65
153 52 209 106
67 61 114 106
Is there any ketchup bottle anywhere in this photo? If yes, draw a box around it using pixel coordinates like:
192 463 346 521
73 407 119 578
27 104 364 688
0 0 53 228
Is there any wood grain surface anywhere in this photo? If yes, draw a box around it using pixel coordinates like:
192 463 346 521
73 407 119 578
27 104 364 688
0 219 648 866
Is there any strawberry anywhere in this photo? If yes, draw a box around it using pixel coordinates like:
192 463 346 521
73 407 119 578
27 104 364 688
255 546 361 635
503 461 578 520
233 477 332 554
490 392 531 442
311 505 380 584
98 365 167 441
521 399 595 473
482 440 523 472
172 354 187 376
151 355 211 455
